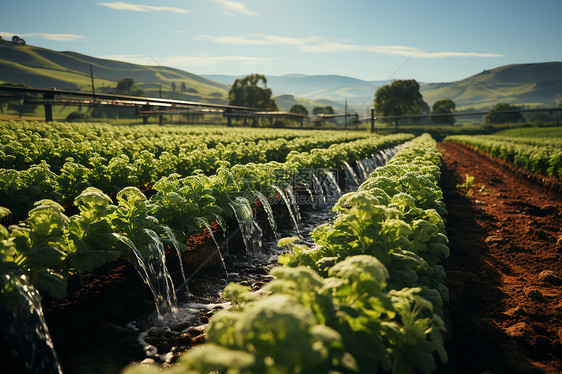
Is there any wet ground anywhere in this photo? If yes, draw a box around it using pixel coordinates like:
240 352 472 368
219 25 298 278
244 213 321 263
39 192 339 374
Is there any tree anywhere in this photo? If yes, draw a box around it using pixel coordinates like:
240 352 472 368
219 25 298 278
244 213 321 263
228 74 278 110
312 106 334 115
111 78 145 96
289 104 308 116
289 104 308 128
171 82 176 93
374 79 426 126
11 36 26 46
180 82 187 92
485 103 524 124
430 99 456 125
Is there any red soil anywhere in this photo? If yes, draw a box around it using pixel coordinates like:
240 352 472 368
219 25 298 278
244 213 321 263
437 142 562 374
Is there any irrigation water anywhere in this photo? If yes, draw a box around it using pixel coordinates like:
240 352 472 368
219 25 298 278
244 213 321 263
1 274 63 374
4 144 406 372
271 184 301 236
128 146 407 365
195 217 228 279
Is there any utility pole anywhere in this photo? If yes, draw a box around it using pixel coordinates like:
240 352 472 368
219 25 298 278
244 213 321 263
159 85 163 126
344 98 348 128
90 64 96 101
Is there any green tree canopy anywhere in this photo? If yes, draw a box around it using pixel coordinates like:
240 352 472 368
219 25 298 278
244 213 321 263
485 103 524 124
289 104 309 116
430 99 456 125
111 78 145 97
312 106 335 115
11 36 26 46
228 74 278 110
374 79 426 126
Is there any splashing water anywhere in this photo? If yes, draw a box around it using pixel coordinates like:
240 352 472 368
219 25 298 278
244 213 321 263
253 190 278 240
285 185 302 224
311 174 326 205
1 274 63 374
356 160 370 181
229 197 263 255
324 170 342 198
114 233 178 318
161 226 189 294
342 161 360 186
271 185 301 236
195 217 228 278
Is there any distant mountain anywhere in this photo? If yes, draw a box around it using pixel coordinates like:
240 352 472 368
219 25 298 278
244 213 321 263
1 40 559 112
205 74 386 111
421 62 562 109
208 63 562 111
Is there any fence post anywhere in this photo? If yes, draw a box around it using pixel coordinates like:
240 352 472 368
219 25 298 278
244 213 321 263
44 91 54 122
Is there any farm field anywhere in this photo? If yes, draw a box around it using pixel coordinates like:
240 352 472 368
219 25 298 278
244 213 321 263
438 141 562 374
0 121 561 374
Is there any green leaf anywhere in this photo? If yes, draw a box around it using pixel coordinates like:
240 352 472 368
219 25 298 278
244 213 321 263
25 246 66 268
70 250 121 273
37 270 67 300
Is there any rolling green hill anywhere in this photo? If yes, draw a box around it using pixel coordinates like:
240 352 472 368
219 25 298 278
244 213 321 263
0 39 229 103
2 40 560 113
421 62 562 109
0 40 343 113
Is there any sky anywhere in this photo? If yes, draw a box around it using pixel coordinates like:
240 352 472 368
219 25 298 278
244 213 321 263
1 0 561 83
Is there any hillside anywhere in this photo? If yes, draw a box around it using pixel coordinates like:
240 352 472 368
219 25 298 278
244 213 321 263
421 62 562 109
1 40 560 112
0 39 229 103
0 40 343 112
209 63 562 111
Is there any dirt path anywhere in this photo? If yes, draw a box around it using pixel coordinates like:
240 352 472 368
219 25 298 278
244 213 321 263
437 142 562 374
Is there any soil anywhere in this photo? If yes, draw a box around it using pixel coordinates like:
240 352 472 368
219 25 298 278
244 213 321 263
437 142 562 374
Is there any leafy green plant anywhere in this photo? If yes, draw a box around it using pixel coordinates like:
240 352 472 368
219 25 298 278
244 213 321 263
456 174 475 197
67 188 120 273
8 200 69 299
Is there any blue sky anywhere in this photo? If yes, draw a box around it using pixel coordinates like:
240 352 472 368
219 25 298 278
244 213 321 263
1 0 561 82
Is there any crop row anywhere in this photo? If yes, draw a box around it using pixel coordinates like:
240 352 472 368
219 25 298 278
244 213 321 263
0 133 413 309
125 134 449 374
0 122 401 218
0 121 371 172
445 135 562 178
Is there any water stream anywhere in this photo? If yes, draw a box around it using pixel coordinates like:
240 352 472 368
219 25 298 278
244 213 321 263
15 145 404 372
195 217 228 279
161 226 189 294
252 190 278 240
228 197 263 256
1 274 63 374
114 232 178 319
342 161 361 186
271 184 301 236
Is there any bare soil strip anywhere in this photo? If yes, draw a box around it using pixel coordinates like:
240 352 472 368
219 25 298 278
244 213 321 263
437 142 562 374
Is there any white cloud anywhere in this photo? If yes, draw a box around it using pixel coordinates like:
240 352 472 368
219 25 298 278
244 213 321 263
195 34 503 58
100 54 272 67
97 2 189 14
212 0 258 16
0 32 85 41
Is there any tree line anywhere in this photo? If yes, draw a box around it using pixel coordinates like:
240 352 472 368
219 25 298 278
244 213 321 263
1 72 557 126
